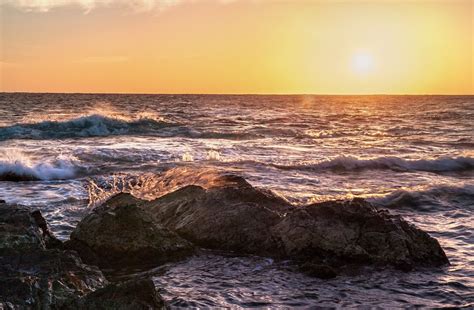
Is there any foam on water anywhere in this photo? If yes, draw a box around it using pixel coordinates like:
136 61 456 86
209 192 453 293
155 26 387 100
0 149 80 181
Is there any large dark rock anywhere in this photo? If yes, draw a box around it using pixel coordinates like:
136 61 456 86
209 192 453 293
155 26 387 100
69 172 449 278
0 203 62 251
144 175 291 255
64 278 168 309
0 204 107 308
66 193 195 268
272 198 449 270
137 176 448 271
0 248 108 308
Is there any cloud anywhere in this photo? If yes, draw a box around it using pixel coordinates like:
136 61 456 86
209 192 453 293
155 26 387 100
0 0 184 13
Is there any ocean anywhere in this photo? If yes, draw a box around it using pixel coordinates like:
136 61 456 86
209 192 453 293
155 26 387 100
0 93 473 307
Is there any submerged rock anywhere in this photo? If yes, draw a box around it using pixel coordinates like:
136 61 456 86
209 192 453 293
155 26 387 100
0 172 39 182
66 193 195 268
298 262 338 279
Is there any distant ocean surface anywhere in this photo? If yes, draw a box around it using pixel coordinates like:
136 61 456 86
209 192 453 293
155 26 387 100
0 93 473 307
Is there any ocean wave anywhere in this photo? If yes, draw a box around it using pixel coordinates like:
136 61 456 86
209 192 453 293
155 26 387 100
0 114 261 141
0 114 174 140
371 185 474 212
0 150 81 181
272 155 474 173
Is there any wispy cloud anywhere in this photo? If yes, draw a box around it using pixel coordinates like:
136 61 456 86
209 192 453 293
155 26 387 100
0 0 185 13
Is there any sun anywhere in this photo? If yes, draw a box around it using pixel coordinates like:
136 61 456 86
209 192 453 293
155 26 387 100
352 51 374 75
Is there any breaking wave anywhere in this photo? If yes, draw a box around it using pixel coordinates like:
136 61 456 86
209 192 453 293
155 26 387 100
0 114 174 140
0 150 82 181
371 185 474 212
272 155 474 173
0 114 261 141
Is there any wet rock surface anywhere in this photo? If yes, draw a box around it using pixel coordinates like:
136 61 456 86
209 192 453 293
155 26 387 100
70 174 448 276
0 248 107 308
0 204 107 308
145 177 291 255
0 203 168 309
66 193 195 268
64 278 168 310
133 176 448 272
272 198 449 270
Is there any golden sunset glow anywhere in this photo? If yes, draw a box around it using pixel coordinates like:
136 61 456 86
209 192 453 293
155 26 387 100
0 0 473 94
352 51 375 75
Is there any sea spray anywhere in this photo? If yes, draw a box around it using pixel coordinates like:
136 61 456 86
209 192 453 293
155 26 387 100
0 149 79 181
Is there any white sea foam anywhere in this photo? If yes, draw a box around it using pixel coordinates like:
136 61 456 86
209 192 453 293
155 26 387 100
206 150 221 161
181 152 194 162
0 150 79 181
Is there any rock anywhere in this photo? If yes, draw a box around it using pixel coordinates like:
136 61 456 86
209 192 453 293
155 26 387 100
0 204 108 308
298 262 338 279
66 193 194 268
64 278 169 309
137 175 448 269
0 203 60 251
272 198 449 269
71 172 448 277
0 248 108 308
0 172 39 182
144 175 291 255
0 199 6 204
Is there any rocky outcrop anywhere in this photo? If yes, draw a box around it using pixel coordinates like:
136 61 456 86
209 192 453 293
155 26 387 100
67 173 449 279
64 278 168 310
0 248 107 308
135 176 448 272
0 203 170 309
144 176 291 255
0 202 59 251
272 198 449 271
66 193 195 268
0 204 107 308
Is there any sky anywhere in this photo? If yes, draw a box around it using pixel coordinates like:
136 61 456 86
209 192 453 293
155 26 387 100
0 0 472 94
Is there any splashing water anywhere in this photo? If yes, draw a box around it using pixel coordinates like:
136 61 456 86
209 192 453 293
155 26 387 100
0 149 80 181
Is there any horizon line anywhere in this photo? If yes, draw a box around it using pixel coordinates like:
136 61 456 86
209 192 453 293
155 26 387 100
1 91 473 96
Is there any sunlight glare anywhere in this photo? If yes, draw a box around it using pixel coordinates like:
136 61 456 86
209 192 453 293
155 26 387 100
352 52 374 75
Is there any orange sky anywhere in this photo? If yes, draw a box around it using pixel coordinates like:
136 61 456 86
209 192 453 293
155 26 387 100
0 0 472 94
